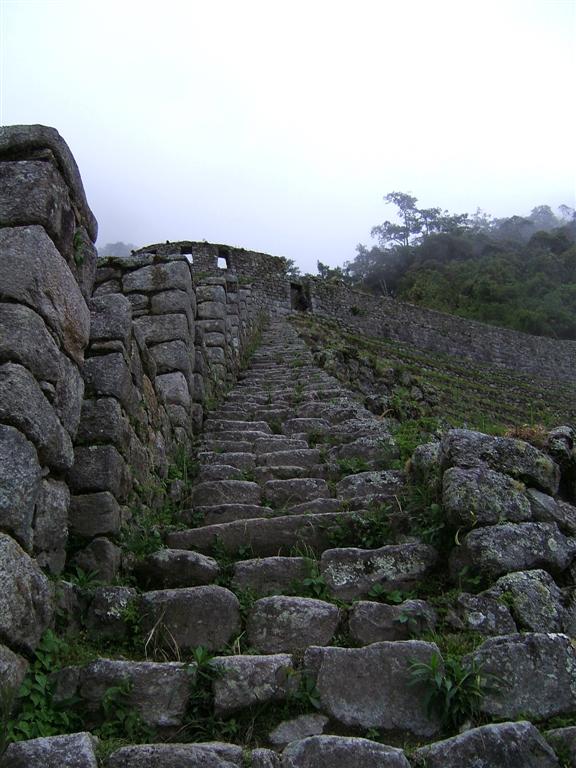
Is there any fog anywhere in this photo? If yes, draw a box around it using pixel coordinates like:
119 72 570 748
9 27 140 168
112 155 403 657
2 0 575 273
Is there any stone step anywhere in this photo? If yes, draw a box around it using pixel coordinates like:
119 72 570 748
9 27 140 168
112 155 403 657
204 419 273 434
188 503 274 526
191 480 262 507
254 437 310 453
254 465 328 484
257 448 322 467
264 478 331 507
231 556 310 595
197 451 256 469
166 511 363 557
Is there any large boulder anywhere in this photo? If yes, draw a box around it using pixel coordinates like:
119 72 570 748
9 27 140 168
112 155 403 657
466 633 576 720
304 641 442 737
440 429 560 495
412 721 559 767
0 532 53 653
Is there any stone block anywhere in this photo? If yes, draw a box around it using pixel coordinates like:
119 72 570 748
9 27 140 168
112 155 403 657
135 549 220 589
82 353 138 418
349 599 437 644
155 371 191 407
232 557 309 595
247 596 340 653
0 731 99 768
0 362 74 470
150 340 193 378
0 532 54 653
0 303 84 434
106 744 244 768
0 643 29 693
196 284 226 303
134 314 190 346
212 654 298 713
0 225 90 363
68 445 130 501
85 586 138 641
76 398 132 452
304 641 441 736
0 424 42 550
69 492 121 539
282 735 410 768
197 301 226 320
123 261 192 294
88 294 132 347
140 585 240 651
34 479 69 574
70 537 122 582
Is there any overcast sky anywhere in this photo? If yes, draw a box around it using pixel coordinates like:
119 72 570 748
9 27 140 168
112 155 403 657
1 0 575 273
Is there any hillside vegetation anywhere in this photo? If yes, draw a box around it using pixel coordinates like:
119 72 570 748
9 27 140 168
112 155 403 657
320 195 576 340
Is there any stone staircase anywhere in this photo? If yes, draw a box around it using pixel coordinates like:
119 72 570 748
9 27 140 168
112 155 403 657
5 318 576 768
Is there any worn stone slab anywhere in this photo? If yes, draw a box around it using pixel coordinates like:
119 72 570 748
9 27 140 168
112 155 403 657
232 557 310 595
106 743 244 768
167 512 366 557
269 714 328 748
56 659 191 729
122 261 192 294
467 632 576 719
259 449 321 468
0 226 90 363
281 735 410 767
192 503 273 526
254 437 309 454
247 596 340 653
212 653 298 713
0 731 99 768
349 599 437 644
191 480 262 506
0 424 42 550
321 541 437 600
264 478 330 507
135 549 220 589
412 721 559 768
449 522 576 580
304 641 441 736
0 532 53 653
440 428 560 495
140 586 240 651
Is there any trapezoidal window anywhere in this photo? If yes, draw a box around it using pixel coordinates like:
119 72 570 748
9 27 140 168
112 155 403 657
217 247 230 270
180 246 195 265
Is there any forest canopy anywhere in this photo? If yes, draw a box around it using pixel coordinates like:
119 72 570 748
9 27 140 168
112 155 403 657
319 195 576 340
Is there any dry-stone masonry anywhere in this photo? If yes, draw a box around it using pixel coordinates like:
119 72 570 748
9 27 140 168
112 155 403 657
2 125 576 767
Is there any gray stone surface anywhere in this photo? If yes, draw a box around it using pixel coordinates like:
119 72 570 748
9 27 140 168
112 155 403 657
0 532 53 653
487 569 565 632
0 642 29 693
0 302 84 434
123 261 192 294
89 294 132 347
413 721 559 768
281 735 410 768
82 353 136 417
106 743 244 768
155 371 191 407
442 465 531 528
85 587 137 641
0 362 73 470
140 585 240 651
76 398 132 451
150 339 193 377
247 596 340 652
0 424 42 550
134 314 190 345
349 599 437 644
447 592 517 635
70 537 122 582
34 478 69 573
0 225 90 363
0 124 98 239
268 714 328 748
264 478 330 507
232 557 310 595
335 470 404 503
321 541 437 600
0 731 99 768
304 641 441 736
135 549 220 589
440 428 560 495
212 653 298 713
545 727 576 768
68 445 130 501
449 522 576 580
68 491 121 539
409 441 441 492
191 480 262 506
467 632 576 719
58 659 191 729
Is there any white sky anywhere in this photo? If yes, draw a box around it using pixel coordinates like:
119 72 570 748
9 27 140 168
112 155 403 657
1 0 575 273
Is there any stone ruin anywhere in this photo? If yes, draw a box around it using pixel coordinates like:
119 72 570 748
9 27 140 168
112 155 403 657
0 125 576 767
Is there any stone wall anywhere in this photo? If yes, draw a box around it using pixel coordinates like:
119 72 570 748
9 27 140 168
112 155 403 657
0 125 99 676
303 278 576 384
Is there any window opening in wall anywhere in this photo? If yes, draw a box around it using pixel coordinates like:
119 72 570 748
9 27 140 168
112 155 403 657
291 283 311 311
217 247 230 270
180 246 195 265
